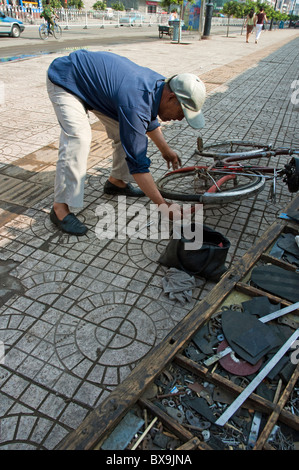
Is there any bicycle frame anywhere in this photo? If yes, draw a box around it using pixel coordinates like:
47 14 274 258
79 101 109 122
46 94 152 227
194 142 299 187
156 141 299 204
195 141 296 166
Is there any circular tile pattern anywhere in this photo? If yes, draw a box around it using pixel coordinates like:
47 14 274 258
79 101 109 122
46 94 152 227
55 296 157 373
126 238 169 271
78 308 155 366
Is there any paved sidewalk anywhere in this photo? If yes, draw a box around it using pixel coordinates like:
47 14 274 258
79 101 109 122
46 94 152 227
0 28 298 449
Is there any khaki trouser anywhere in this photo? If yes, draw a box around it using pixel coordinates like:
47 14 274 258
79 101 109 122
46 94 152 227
47 76 133 209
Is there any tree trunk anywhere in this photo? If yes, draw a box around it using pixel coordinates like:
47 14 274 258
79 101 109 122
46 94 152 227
241 17 246 35
226 15 230 37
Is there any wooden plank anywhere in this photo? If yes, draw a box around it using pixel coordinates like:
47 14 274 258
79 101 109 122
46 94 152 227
176 437 202 450
261 253 299 272
235 282 293 306
263 442 276 450
253 364 299 450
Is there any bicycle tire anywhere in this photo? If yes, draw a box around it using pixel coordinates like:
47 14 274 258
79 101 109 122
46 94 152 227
156 167 266 205
39 24 48 40
53 24 62 39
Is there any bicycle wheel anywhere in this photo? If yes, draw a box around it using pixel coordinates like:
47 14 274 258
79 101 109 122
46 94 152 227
156 166 266 206
53 24 62 39
39 24 48 40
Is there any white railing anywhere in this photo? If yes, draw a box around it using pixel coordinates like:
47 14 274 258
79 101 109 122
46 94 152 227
0 6 257 30
0 6 170 26
211 17 244 26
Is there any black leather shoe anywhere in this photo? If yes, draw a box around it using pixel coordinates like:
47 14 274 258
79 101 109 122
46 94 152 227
104 180 145 197
50 207 88 236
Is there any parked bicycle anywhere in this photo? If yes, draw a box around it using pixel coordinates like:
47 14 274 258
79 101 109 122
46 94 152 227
156 139 299 208
39 20 62 40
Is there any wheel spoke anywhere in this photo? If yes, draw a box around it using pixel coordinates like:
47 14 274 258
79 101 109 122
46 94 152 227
53 24 62 39
39 25 48 40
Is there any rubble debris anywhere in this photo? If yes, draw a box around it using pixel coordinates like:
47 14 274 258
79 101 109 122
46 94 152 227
123 298 298 450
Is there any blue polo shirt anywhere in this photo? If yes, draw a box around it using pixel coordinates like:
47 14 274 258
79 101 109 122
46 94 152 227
48 50 165 174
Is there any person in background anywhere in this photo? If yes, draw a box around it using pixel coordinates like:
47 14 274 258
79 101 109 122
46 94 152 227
244 8 256 43
169 9 178 23
255 7 267 44
40 0 56 32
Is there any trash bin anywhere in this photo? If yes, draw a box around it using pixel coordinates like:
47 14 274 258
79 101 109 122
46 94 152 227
279 20 284 29
169 19 183 41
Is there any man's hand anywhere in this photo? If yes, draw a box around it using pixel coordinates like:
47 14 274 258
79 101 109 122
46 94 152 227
162 150 182 170
147 127 182 170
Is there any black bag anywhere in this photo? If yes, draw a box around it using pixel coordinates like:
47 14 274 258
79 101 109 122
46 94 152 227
158 224 230 281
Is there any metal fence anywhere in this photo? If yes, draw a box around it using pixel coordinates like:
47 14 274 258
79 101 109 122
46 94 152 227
0 6 170 26
1 6 254 31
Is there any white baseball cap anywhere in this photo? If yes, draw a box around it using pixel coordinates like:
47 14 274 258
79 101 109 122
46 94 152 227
166 73 206 129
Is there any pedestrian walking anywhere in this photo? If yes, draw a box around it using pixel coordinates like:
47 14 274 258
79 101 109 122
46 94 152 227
244 8 256 43
255 7 267 44
46 50 206 235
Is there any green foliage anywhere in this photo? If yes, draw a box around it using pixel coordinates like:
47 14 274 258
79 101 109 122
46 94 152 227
222 0 243 18
67 0 84 8
254 2 284 20
160 0 181 9
160 0 195 11
221 0 280 19
221 0 244 36
272 10 287 21
256 2 272 17
93 1 107 10
242 0 257 16
42 0 62 8
111 1 125 10
221 0 292 30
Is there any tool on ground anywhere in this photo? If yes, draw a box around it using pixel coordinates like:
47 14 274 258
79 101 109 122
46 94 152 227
204 301 299 367
247 411 262 449
215 328 299 426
